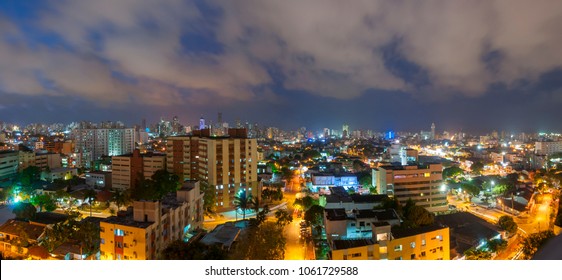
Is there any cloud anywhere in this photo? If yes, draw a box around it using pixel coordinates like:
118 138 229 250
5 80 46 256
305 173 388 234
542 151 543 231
2 0 562 107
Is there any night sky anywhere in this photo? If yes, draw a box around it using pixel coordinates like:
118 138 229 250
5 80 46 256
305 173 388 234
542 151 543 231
1 0 562 134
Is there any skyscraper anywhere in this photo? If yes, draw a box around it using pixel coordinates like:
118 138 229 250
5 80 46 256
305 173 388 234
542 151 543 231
431 123 436 140
199 116 205 130
72 125 135 167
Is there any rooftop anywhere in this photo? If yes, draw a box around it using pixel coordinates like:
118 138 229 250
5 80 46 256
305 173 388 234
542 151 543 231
354 209 399 221
200 222 241 249
392 224 447 239
101 212 154 229
325 208 347 221
30 212 68 226
332 238 375 250
435 212 500 242
0 219 46 240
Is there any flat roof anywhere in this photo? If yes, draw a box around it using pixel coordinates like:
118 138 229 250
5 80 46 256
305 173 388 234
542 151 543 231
354 209 399 220
101 214 154 229
332 239 375 250
392 224 447 239
200 222 241 248
325 208 347 221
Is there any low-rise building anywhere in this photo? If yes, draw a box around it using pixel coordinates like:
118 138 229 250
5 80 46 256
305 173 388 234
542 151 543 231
99 181 204 260
330 223 450 260
0 151 18 181
85 171 112 188
324 186 387 211
112 149 165 190
0 219 46 258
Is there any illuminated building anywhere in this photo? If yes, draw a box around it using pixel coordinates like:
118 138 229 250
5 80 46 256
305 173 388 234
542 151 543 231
0 219 46 258
0 150 18 180
18 150 36 172
166 129 258 211
35 152 62 170
72 126 135 167
112 149 165 190
330 223 450 260
99 181 204 260
431 123 436 140
535 140 562 156
372 163 447 212
85 171 112 188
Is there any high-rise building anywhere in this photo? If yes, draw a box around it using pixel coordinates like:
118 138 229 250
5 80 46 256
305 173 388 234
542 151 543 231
372 163 446 212
431 123 436 140
99 181 204 260
535 141 562 156
166 129 258 211
342 124 349 138
72 126 135 167
112 150 166 190
199 117 205 130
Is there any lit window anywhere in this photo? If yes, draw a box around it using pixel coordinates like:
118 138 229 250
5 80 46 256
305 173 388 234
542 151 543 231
410 242 416 248
394 245 402 252
422 239 426 246
114 229 124 236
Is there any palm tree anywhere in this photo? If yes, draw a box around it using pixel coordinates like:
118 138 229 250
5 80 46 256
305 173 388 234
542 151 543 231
84 189 97 217
111 190 129 212
234 190 252 221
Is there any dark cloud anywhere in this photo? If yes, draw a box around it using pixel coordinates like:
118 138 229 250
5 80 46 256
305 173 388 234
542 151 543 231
1 0 562 131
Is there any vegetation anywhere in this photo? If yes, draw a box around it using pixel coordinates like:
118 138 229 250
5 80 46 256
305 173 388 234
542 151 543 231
262 185 283 202
470 161 484 175
464 248 492 260
233 190 252 221
30 194 57 212
230 221 286 260
521 230 555 259
161 240 228 260
442 166 464 179
274 209 293 228
303 204 324 226
497 215 518 235
294 195 318 211
12 202 37 221
111 189 130 211
402 203 435 228
132 169 180 200
84 189 97 217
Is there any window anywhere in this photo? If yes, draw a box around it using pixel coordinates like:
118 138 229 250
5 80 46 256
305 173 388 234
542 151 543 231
100 238 105 244
411 254 416 260
359 222 365 227
421 251 426 257
395 257 402 260
116 242 123 248
410 242 416 248
114 229 125 236
421 239 426 246
394 245 403 252
100 227 105 233
436 235 443 241
350 223 356 227
351 253 361 258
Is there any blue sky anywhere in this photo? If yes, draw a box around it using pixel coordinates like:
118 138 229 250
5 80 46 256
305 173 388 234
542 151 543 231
1 0 562 133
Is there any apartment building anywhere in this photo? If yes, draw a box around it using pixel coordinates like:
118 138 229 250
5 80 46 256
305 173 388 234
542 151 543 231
373 163 447 212
535 140 562 156
330 223 450 260
35 152 62 170
0 151 18 180
166 129 258 211
72 126 135 167
18 151 36 172
99 181 204 260
112 150 165 190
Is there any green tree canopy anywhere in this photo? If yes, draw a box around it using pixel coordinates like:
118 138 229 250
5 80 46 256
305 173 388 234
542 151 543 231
230 221 286 260
304 204 324 226
497 215 518 235
12 202 37 221
234 190 253 221
30 194 57 212
442 166 464 179
471 162 484 175
403 205 435 228
161 240 228 260
521 230 554 259
274 209 293 228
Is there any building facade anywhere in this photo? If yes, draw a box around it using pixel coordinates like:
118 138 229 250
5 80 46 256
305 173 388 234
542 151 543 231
0 151 18 180
112 150 165 190
535 141 562 156
166 129 258 211
72 127 135 167
373 164 447 212
99 181 204 260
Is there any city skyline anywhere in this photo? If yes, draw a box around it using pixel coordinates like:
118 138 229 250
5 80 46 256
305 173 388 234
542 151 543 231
1 1 562 133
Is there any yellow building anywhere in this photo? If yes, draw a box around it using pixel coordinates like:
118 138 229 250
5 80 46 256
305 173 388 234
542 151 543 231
331 224 450 260
112 150 166 190
99 181 204 260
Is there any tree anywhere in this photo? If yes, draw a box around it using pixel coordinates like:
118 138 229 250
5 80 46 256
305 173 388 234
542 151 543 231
234 190 252 221
20 166 41 187
84 189 97 217
30 194 56 212
358 173 372 189
464 248 492 260
111 190 129 211
230 221 286 260
77 220 101 257
442 166 464 179
403 205 435 228
274 209 293 228
521 230 555 259
486 239 507 252
294 195 318 211
460 182 480 200
471 162 484 175
378 197 403 216
302 149 321 160
161 240 228 260
12 202 37 221
497 215 518 235
304 204 324 226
